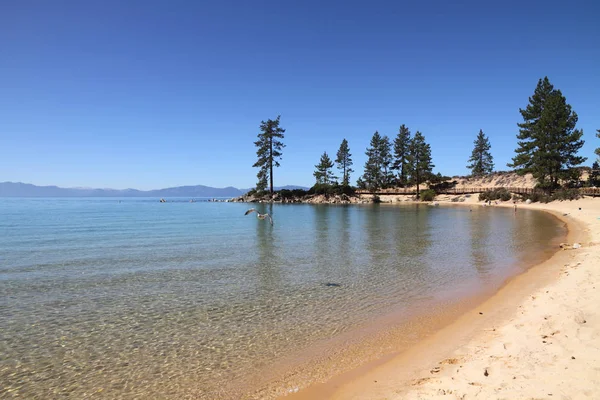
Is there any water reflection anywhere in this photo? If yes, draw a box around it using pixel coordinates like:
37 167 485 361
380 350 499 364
254 203 280 294
313 205 330 275
468 210 493 276
337 206 352 273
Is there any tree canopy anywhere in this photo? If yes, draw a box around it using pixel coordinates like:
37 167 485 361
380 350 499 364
508 77 585 189
252 115 286 195
467 129 494 176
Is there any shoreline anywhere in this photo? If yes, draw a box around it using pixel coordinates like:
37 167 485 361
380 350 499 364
279 197 599 399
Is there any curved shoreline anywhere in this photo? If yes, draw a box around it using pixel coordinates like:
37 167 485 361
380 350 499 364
279 197 598 399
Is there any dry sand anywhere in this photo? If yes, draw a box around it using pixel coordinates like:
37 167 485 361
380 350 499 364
284 197 600 399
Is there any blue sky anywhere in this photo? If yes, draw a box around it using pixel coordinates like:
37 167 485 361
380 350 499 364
1 0 599 190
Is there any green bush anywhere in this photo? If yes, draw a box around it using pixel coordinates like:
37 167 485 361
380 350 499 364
246 188 267 197
278 188 308 199
519 188 581 203
419 189 436 202
479 188 512 202
551 188 581 201
518 192 551 203
308 183 331 195
307 184 356 196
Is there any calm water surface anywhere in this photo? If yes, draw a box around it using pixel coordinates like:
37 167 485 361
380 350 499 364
0 198 564 398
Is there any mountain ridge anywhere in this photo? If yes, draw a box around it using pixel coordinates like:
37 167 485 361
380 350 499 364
0 182 308 198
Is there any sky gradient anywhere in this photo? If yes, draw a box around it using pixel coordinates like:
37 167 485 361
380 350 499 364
1 0 599 190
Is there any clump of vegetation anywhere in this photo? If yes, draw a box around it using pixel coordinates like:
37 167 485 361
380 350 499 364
551 188 581 201
419 189 436 202
372 194 381 203
277 188 309 199
307 184 355 196
246 188 268 198
479 188 512 202
429 174 456 191
518 188 580 203
518 192 551 203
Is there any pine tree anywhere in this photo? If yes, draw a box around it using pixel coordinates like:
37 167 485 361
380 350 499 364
252 115 286 196
380 135 394 188
407 131 434 199
361 131 394 190
467 129 494 176
362 131 383 190
314 152 335 185
508 77 585 189
335 138 354 186
391 124 412 186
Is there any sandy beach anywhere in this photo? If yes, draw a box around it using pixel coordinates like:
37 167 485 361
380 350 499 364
285 197 600 399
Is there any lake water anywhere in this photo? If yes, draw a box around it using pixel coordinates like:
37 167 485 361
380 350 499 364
0 198 565 399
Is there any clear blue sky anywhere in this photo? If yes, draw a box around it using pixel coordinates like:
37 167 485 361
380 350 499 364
1 0 599 190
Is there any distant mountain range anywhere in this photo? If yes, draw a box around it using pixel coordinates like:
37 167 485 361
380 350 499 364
0 182 308 198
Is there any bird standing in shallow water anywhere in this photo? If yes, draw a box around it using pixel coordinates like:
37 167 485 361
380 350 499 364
244 208 273 225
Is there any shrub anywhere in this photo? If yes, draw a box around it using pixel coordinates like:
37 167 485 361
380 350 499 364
519 188 581 203
308 183 331 195
419 189 436 202
278 188 308 199
430 180 457 191
330 184 356 196
518 192 551 203
307 184 356 196
551 188 581 201
478 188 512 202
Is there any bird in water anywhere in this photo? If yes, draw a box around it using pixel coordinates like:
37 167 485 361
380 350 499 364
244 208 273 225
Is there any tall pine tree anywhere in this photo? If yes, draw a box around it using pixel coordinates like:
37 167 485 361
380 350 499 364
391 124 411 186
253 115 286 196
467 129 494 176
335 138 353 186
361 131 384 190
314 152 335 185
380 135 394 188
508 77 585 189
407 131 434 199
361 132 393 190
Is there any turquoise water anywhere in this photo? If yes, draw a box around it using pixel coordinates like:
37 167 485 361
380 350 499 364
0 198 564 398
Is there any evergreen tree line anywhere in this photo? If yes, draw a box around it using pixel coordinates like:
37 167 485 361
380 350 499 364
252 77 599 196
356 127 436 196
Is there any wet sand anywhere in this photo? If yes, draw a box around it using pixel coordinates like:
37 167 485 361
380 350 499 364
280 197 600 399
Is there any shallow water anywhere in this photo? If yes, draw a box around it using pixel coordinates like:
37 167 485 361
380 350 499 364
0 198 564 398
